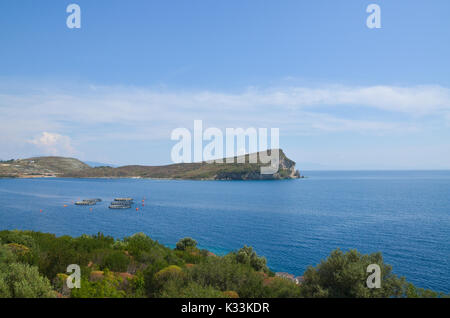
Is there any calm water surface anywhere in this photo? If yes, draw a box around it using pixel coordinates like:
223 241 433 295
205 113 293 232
0 171 449 293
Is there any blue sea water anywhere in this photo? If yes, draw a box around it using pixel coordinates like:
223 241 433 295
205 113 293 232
0 171 449 293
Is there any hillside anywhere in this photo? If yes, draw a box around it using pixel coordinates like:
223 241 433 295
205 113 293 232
0 157 90 178
1 149 301 180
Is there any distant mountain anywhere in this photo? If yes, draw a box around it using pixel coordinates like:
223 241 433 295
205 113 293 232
0 150 301 180
83 161 118 168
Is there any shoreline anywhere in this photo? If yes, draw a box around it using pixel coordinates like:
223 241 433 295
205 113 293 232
0 175 302 181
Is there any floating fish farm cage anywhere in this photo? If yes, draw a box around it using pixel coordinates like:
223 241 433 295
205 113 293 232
75 198 102 206
109 198 134 209
74 197 136 209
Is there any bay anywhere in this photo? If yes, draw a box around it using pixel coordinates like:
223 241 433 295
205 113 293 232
0 170 449 293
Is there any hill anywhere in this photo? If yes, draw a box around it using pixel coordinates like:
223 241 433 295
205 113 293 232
0 149 301 180
0 156 90 178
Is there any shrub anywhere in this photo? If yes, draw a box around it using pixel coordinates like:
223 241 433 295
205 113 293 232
0 230 35 249
155 265 184 281
300 249 407 298
176 237 198 251
123 233 156 258
186 256 265 297
71 271 125 298
261 277 302 298
234 245 269 272
0 262 56 298
222 290 239 298
161 281 225 298
98 250 130 272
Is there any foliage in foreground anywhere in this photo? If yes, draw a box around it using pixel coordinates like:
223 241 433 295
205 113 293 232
300 249 445 298
0 230 446 298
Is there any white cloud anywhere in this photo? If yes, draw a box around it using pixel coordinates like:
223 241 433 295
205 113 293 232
290 85 450 115
29 132 77 157
0 82 449 151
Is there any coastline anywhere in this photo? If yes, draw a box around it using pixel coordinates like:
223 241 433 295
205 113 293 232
1 175 303 181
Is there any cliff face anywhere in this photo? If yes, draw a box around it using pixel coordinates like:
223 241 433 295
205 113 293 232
213 149 300 180
1 149 301 180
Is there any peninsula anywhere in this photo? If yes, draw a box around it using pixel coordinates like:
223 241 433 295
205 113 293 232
0 149 301 180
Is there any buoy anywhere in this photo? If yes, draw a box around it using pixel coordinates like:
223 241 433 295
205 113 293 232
136 207 139 211
89 208 93 212
39 209 43 213
63 204 68 207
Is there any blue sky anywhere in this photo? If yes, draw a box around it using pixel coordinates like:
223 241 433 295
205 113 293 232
0 0 449 169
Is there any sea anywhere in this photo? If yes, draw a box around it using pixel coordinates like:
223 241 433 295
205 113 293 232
0 171 449 293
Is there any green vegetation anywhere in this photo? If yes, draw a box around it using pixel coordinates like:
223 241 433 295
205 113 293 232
0 230 445 298
0 239 55 298
0 149 301 180
175 237 198 251
300 249 446 298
